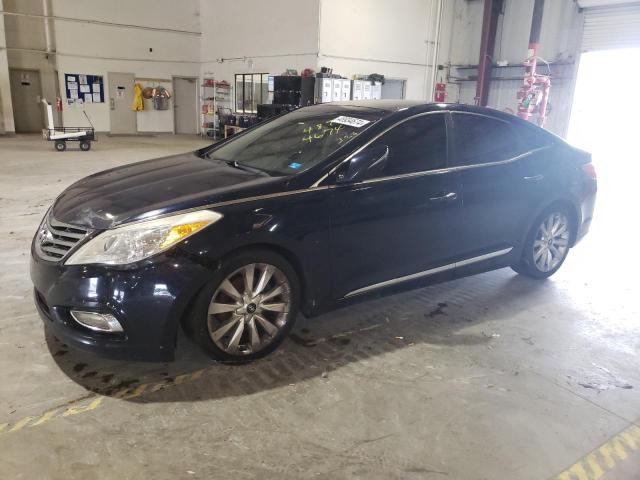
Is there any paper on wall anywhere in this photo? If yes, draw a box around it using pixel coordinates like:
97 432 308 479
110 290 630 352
93 83 101 93
93 93 101 103
69 90 78 99
80 84 90 93
67 76 76 82
79 75 88 85
84 93 92 103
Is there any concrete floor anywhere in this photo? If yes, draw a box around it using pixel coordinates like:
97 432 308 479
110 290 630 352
1 134 638 480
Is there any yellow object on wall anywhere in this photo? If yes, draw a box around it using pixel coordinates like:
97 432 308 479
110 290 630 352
132 83 144 111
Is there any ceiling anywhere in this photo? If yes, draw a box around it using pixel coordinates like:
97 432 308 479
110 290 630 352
577 0 640 8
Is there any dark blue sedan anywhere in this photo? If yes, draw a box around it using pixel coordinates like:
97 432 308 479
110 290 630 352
30 101 597 361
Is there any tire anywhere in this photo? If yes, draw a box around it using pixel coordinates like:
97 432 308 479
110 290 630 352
79 141 91 151
187 249 300 362
512 206 573 279
54 140 66 152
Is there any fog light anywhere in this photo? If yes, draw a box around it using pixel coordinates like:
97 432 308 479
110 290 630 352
70 311 123 333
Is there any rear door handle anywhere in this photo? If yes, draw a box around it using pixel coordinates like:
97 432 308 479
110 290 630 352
524 174 544 182
429 192 458 203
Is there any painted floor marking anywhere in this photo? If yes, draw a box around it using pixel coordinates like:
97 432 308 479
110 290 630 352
553 422 640 479
0 367 208 438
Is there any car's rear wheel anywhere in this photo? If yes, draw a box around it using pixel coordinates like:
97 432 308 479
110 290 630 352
512 208 572 279
188 249 299 361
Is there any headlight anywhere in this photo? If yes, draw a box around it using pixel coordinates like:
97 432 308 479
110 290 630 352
65 210 222 266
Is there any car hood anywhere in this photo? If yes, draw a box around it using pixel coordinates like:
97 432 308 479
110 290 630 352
51 151 286 230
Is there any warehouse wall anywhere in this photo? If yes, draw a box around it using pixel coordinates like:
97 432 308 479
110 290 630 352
318 0 443 100
52 0 201 132
199 0 319 85
437 0 583 136
0 0 14 133
3 0 60 129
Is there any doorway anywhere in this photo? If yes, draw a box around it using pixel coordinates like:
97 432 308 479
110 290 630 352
173 77 198 134
108 72 136 134
568 48 640 190
568 47 640 273
9 69 43 133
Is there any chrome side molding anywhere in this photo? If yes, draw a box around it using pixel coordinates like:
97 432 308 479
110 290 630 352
344 247 513 298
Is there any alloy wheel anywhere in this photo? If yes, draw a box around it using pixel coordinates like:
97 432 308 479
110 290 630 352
206 263 292 355
533 212 570 272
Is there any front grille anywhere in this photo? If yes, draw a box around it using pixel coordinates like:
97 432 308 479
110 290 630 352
35 215 90 262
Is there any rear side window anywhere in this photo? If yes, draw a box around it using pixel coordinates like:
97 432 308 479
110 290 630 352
451 113 521 166
513 122 555 150
364 113 447 178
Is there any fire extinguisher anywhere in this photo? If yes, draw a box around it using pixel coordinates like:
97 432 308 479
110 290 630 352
434 83 447 103
55 96 63 112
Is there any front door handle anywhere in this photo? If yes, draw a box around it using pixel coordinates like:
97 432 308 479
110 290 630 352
429 192 458 203
524 174 544 182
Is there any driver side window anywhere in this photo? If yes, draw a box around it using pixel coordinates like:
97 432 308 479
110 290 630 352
363 113 447 179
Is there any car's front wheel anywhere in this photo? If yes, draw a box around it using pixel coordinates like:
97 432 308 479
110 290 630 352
187 249 300 361
512 207 572 279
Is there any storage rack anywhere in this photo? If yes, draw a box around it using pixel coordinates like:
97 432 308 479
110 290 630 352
200 78 233 139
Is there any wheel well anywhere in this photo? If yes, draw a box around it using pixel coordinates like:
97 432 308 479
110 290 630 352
177 242 308 338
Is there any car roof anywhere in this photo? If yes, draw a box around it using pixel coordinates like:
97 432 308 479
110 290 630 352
328 100 517 119
329 100 425 111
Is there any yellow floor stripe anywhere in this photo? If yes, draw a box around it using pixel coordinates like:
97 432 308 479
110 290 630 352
0 367 214 437
553 423 640 479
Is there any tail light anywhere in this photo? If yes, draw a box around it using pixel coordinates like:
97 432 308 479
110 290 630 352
581 163 597 180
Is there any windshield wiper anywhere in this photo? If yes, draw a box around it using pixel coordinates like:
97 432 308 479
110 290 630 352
220 159 269 176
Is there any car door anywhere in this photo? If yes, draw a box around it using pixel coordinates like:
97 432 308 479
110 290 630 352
449 112 552 263
328 112 462 299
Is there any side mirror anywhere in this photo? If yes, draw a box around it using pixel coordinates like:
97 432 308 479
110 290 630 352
336 144 389 183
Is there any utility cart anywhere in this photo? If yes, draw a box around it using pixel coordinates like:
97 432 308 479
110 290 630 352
41 99 96 152
43 126 96 152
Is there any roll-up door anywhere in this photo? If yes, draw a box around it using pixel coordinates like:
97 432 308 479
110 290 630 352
581 3 640 52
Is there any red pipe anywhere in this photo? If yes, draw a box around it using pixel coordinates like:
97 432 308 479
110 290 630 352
475 0 502 106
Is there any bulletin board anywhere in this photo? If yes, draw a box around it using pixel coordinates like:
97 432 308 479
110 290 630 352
64 73 104 105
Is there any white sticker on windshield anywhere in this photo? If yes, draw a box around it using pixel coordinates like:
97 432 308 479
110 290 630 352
330 116 371 128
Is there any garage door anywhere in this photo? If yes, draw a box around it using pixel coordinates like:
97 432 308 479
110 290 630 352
582 3 640 51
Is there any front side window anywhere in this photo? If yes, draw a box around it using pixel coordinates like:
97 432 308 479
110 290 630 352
451 113 521 166
363 113 447 179
208 106 387 175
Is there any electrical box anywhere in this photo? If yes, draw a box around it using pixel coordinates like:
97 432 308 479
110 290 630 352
332 79 342 102
315 77 332 103
352 80 363 100
341 79 351 101
372 82 382 100
363 81 372 100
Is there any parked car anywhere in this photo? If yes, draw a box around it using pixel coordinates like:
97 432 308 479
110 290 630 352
30 101 597 361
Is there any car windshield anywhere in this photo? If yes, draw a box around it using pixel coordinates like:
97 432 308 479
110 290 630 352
208 105 387 175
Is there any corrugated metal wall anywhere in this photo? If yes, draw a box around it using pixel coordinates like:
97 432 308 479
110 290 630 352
582 3 640 51
438 0 583 137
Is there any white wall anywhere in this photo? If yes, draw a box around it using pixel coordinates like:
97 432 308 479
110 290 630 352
0 0 15 133
199 0 319 88
319 0 442 100
52 0 201 132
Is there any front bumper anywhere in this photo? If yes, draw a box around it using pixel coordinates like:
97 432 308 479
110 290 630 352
30 247 213 361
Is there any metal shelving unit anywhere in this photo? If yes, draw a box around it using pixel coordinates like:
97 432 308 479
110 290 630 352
200 77 216 139
200 78 232 140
